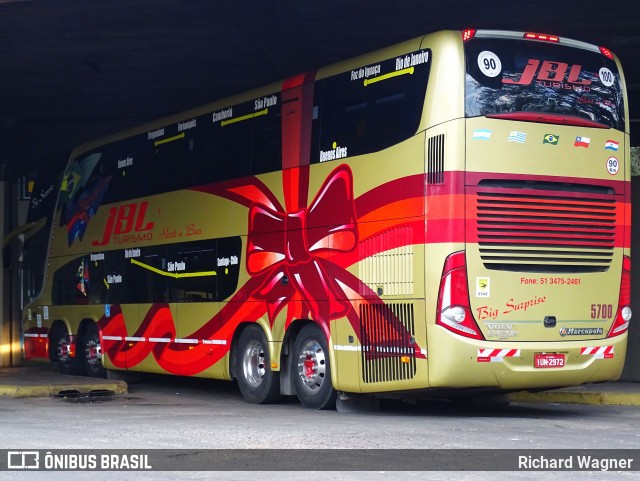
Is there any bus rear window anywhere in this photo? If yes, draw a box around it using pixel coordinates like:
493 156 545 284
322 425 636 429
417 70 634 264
465 38 625 131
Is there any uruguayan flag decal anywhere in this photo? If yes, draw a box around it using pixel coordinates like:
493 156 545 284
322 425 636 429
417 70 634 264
508 131 527 143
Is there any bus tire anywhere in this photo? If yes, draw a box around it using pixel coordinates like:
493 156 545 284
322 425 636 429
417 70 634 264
292 323 337 410
81 323 107 378
235 324 281 404
50 325 85 376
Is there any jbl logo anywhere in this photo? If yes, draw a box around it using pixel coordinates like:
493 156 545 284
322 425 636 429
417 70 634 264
92 201 154 247
504 59 591 87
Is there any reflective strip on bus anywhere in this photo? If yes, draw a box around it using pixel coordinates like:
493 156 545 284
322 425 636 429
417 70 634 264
102 335 123 341
103 335 227 345
580 346 614 358
477 348 521 362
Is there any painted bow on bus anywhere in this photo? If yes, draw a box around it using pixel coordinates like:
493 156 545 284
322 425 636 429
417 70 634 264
98 163 426 374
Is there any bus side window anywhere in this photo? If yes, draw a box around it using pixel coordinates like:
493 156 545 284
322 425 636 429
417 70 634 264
52 257 92 306
251 101 282 175
101 253 132 305
217 236 242 301
149 134 196 194
313 52 429 163
136 247 168 304
213 116 252 182
52 260 75 306
167 241 217 303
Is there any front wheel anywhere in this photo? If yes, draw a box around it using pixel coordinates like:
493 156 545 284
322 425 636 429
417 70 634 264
292 323 337 410
81 323 107 378
235 324 281 404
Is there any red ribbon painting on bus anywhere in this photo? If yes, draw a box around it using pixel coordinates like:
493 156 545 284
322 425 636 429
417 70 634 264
97 164 427 375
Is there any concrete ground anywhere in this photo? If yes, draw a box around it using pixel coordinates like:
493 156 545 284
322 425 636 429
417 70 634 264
1 361 639 406
0 362 127 398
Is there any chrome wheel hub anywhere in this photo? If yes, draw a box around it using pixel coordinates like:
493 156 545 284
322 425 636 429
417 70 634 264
297 340 326 392
85 337 102 366
242 340 266 386
57 337 72 363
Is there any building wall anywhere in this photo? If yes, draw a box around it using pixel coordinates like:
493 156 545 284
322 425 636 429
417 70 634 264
621 179 639 381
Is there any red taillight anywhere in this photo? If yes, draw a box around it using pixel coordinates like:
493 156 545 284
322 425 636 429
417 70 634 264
436 251 484 340
599 46 614 60
608 255 632 337
524 32 560 43
462 29 476 42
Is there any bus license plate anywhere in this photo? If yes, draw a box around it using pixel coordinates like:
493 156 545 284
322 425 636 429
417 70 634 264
534 353 565 368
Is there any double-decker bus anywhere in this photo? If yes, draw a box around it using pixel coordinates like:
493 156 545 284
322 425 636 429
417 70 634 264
22 29 631 409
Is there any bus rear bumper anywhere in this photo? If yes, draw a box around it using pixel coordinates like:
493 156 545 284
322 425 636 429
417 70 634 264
426 326 627 391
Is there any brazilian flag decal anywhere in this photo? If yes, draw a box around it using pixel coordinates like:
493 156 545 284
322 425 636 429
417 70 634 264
543 134 559 145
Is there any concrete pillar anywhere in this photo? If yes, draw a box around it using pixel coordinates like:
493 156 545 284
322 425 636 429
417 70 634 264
1 172 11 365
621 178 640 381
0 165 23 367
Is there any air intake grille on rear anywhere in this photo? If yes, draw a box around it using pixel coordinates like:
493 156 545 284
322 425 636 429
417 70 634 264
473 181 617 273
359 226 414 296
360 303 416 383
427 134 445 184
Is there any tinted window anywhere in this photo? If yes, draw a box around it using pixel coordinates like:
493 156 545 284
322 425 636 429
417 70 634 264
23 161 63 302
52 257 93 306
198 94 282 184
51 237 242 305
251 96 282 175
207 103 253 182
149 130 196 194
465 38 625 130
312 49 430 163
65 92 283 214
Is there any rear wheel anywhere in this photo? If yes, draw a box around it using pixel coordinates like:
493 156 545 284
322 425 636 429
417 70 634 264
81 323 107 378
292 323 337 410
50 325 84 376
235 324 280 404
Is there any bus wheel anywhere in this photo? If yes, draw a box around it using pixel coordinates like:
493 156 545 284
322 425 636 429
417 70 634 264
292 324 337 410
235 324 280 404
50 326 84 376
81 323 107 378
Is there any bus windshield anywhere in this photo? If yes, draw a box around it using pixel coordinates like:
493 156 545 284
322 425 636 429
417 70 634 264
464 37 625 131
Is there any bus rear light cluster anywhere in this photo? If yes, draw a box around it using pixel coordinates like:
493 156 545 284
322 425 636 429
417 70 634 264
523 32 559 43
461 29 476 42
599 46 614 59
608 255 632 337
436 251 484 340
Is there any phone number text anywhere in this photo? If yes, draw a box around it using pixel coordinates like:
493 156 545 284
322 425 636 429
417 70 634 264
520 277 581 286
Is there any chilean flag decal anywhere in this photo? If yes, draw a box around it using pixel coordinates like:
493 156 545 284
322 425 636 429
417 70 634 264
574 136 591 148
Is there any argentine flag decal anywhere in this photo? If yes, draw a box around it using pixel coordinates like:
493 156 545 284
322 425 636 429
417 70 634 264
472 129 492 140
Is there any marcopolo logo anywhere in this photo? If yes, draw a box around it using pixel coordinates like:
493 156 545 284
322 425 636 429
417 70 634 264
559 327 604 337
